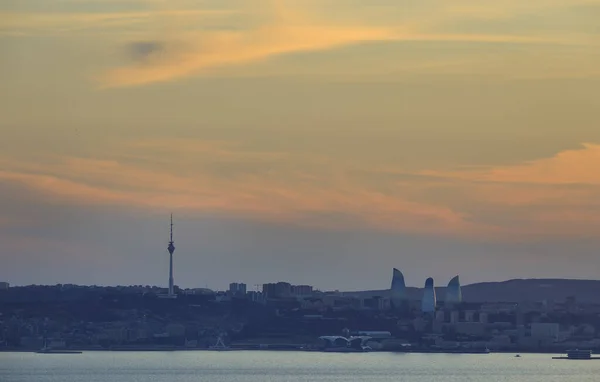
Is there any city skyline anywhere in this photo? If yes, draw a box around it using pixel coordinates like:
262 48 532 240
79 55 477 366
1 0 600 289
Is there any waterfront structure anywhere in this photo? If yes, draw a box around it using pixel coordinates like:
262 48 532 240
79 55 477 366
167 214 176 297
390 268 407 308
0 282 9 290
445 275 462 304
421 277 436 313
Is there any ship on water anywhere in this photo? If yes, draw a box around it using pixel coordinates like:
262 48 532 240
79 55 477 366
36 348 82 354
553 349 600 360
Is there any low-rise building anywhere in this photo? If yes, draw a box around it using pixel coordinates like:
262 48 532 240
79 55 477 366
166 323 185 338
454 322 487 336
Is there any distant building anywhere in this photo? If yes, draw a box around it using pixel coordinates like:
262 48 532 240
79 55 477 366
421 277 436 313
291 285 313 297
479 312 488 324
390 268 407 309
454 322 486 336
531 323 560 341
0 282 9 290
247 291 264 303
435 311 445 322
229 283 247 295
445 275 462 304
166 323 186 338
185 288 215 296
262 282 291 298
465 310 475 322
362 296 390 311
262 283 276 297
450 310 460 324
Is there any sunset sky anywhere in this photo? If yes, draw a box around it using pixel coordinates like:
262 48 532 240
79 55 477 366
1 0 600 290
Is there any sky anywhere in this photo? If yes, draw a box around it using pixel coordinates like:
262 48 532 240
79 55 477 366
1 0 600 291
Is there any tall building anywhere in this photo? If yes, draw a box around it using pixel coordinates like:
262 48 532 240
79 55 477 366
262 282 291 298
229 283 247 295
421 277 436 313
167 214 176 297
291 285 313 297
390 268 407 309
445 275 462 304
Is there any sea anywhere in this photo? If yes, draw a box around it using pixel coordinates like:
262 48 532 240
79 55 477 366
1 351 599 382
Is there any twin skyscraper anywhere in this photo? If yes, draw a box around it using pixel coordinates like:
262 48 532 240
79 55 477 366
390 269 462 313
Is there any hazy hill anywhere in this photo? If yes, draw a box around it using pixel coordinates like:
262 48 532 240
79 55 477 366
342 279 600 304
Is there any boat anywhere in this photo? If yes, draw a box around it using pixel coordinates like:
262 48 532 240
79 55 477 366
37 348 82 354
425 347 490 354
566 349 592 360
552 349 600 360
515 354 521 358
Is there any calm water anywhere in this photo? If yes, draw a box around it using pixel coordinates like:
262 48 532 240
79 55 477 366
1 351 599 382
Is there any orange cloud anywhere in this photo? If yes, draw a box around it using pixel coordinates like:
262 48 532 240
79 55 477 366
98 26 399 88
465 183 597 207
0 139 477 237
96 0 584 88
3 140 600 240
3 0 593 85
422 143 600 185
414 144 600 238
484 143 600 185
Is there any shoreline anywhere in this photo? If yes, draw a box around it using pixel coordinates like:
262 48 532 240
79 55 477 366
0 348 576 355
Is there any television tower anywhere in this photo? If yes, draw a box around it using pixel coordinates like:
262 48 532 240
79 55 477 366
167 214 175 297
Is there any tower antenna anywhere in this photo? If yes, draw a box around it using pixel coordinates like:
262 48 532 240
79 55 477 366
170 213 174 243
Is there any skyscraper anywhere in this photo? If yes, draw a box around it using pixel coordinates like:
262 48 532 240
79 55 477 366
390 268 407 308
445 275 462 304
421 277 436 313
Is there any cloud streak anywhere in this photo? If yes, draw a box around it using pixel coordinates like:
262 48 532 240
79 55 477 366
0 139 477 237
3 0 597 85
2 139 600 239
95 0 595 88
0 7 236 35
421 143 600 186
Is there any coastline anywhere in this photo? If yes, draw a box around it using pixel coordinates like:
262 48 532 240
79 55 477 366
0 347 575 355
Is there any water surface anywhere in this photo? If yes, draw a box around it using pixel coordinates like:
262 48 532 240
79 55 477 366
1 351 598 382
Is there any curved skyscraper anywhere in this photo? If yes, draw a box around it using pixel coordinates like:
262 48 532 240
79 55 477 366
445 275 462 304
421 277 436 313
390 268 407 308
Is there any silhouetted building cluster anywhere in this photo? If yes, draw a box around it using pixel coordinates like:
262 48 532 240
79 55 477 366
2 271 600 353
261 282 313 299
